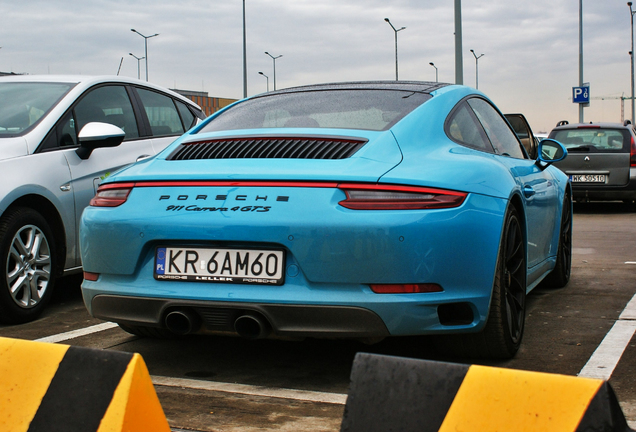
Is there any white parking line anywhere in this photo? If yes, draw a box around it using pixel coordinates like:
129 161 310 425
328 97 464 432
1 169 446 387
579 293 636 380
33 294 636 401
151 376 348 405
32 321 348 404
34 322 119 343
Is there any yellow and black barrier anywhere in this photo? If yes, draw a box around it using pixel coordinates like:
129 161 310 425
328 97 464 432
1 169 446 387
0 336 170 432
341 353 633 432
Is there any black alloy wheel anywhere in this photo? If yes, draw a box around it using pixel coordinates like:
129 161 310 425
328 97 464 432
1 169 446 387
499 207 526 348
441 206 526 359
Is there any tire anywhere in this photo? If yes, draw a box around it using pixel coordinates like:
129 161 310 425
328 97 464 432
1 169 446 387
0 208 57 324
118 323 178 339
541 190 572 288
440 206 526 359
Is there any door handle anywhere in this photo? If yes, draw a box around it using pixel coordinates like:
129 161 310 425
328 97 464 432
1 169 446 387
523 185 535 198
136 154 151 162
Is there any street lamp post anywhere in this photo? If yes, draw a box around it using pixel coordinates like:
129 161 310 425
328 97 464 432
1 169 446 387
384 18 406 81
264 52 282 91
258 71 269 92
243 0 247 98
429 62 438 82
470 49 484 89
629 2 636 124
131 29 158 82
129 53 145 80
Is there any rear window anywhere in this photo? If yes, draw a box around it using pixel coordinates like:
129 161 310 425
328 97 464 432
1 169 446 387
0 82 75 137
197 89 431 133
551 128 630 153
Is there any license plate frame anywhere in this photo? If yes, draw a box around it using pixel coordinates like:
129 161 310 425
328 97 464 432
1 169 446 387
154 246 286 285
570 174 607 183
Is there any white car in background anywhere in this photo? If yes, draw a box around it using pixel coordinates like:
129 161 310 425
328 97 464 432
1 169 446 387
0 75 205 323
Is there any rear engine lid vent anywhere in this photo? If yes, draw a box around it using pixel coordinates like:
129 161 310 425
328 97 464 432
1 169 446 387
167 136 368 161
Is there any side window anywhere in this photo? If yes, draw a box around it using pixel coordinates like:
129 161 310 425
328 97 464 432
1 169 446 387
74 85 139 139
467 98 526 159
446 102 493 152
136 88 185 136
39 112 77 152
59 111 78 148
175 100 196 130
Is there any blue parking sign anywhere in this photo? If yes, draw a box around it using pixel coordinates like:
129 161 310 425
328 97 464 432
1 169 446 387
573 86 590 103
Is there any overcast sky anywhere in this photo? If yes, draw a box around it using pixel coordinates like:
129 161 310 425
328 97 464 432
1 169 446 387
0 0 632 132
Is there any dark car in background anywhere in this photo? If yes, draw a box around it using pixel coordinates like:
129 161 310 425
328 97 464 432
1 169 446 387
548 121 636 204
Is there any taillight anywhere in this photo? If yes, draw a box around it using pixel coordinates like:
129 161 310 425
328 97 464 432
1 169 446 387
370 283 443 293
631 136 636 167
90 183 135 207
83 272 99 281
338 184 467 210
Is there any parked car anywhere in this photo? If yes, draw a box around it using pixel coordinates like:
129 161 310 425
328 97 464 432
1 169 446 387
0 75 205 323
80 81 571 359
548 120 636 203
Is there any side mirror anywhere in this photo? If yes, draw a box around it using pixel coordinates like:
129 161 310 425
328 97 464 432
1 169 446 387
76 122 125 160
536 138 567 165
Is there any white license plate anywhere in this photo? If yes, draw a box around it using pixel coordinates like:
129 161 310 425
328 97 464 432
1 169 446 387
571 174 606 183
155 247 285 285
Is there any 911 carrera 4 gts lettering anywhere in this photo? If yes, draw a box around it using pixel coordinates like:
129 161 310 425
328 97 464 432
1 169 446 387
165 205 271 212
159 195 288 202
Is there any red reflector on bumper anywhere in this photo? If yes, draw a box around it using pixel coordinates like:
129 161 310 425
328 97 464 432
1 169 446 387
83 272 99 281
370 283 443 294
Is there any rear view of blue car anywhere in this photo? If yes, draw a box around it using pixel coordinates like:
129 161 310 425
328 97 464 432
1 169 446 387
80 81 571 359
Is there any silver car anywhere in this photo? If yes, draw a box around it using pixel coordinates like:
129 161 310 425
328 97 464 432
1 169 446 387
0 75 204 323
549 121 636 203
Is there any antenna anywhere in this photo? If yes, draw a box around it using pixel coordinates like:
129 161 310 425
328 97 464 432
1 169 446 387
117 57 124 76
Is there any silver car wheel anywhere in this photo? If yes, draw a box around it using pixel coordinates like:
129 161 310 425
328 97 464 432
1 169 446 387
6 224 52 308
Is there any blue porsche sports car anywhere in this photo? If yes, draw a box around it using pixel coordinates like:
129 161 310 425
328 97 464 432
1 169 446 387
80 81 571 359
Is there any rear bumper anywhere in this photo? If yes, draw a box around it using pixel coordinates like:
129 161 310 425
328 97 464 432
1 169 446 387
90 294 391 338
570 168 636 201
571 183 636 201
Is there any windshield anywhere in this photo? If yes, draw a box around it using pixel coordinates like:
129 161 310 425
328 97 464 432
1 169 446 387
198 89 431 133
0 82 75 137
551 128 629 152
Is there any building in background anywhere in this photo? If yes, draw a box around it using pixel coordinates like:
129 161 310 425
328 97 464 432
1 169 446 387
172 89 237 117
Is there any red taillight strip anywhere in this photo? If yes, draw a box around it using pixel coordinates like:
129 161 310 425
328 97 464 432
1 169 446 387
90 183 135 207
631 136 636 167
93 181 468 210
95 182 136 190
131 180 340 188
337 183 466 196
337 183 467 210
